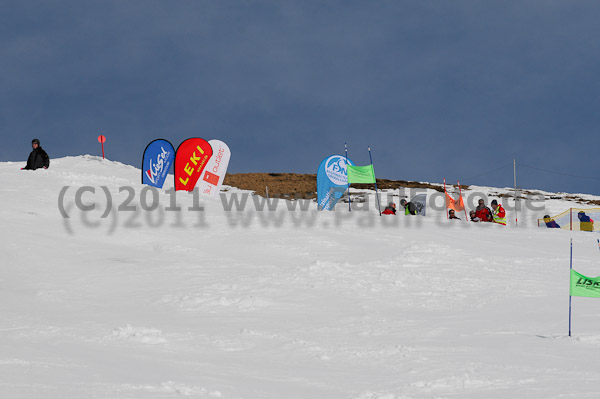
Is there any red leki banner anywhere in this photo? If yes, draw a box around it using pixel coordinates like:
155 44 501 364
174 138 213 191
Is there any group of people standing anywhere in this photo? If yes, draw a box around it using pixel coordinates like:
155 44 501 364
450 198 506 225
382 197 506 225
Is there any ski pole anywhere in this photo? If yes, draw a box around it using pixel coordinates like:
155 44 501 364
569 238 573 337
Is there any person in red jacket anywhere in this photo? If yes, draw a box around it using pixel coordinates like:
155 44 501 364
382 202 396 215
490 199 506 225
474 198 492 222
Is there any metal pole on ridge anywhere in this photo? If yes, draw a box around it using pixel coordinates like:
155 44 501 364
368 146 382 216
457 181 468 222
345 143 351 212
444 178 448 219
569 238 573 337
514 159 518 226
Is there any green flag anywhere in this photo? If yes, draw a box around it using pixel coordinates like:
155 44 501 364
570 269 600 298
347 164 376 184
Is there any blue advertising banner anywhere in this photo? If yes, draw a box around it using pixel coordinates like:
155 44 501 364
317 155 354 210
142 139 175 189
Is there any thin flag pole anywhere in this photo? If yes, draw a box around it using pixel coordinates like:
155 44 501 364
514 159 518 226
345 143 351 212
457 181 468 222
569 238 573 337
98 134 106 159
570 208 573 231
444 178 448 219
368 146 382 216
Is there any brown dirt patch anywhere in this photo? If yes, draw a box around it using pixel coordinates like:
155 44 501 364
223 173 451 199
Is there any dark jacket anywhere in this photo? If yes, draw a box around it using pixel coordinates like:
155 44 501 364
404 202 417 215
25 147 50 170
545 220 560 228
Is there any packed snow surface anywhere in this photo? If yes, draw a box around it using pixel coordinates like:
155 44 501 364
2 156 600 398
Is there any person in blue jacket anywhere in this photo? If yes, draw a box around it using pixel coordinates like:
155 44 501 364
543 215 560 228
578 211 594 232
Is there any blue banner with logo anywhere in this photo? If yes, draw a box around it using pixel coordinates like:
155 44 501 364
142 139 175 189
317 155 354 210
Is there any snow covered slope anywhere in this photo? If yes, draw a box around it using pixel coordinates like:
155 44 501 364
2 156 600 399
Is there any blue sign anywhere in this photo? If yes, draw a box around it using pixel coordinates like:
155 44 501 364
317 155 354 210
142 139 175 189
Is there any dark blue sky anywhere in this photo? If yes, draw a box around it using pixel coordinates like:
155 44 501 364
2 1 599 194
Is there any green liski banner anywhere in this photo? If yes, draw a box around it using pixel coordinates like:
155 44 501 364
570 269 600 298
347 164 375 184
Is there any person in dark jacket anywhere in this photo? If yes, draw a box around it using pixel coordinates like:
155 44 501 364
22 139 50 170
400 199 417 215
543 215 560 228
448 209 461 220
382 202 396 215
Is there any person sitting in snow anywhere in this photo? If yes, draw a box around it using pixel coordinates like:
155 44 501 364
578 211 594 232
448 209 460 220
400 199 417 215
474 198 492 222
22 139 49 170
469 210 480 222
382 202 396 215
543 215 560 229
490 199 506 225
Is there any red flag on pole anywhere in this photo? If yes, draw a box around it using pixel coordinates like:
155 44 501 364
98 135 106 159
445 191 465 212
444 178 466 220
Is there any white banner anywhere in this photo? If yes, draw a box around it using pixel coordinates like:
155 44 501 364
197 139 231 197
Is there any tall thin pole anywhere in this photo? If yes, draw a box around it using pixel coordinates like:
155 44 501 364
457 181 468 221
569 238 573 337
514 159 517 226
345 143 351 212
368 146 382 216
444 178 448 219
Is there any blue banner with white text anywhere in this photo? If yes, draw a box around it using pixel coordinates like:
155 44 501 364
142 139 175 189
317 155 354 210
